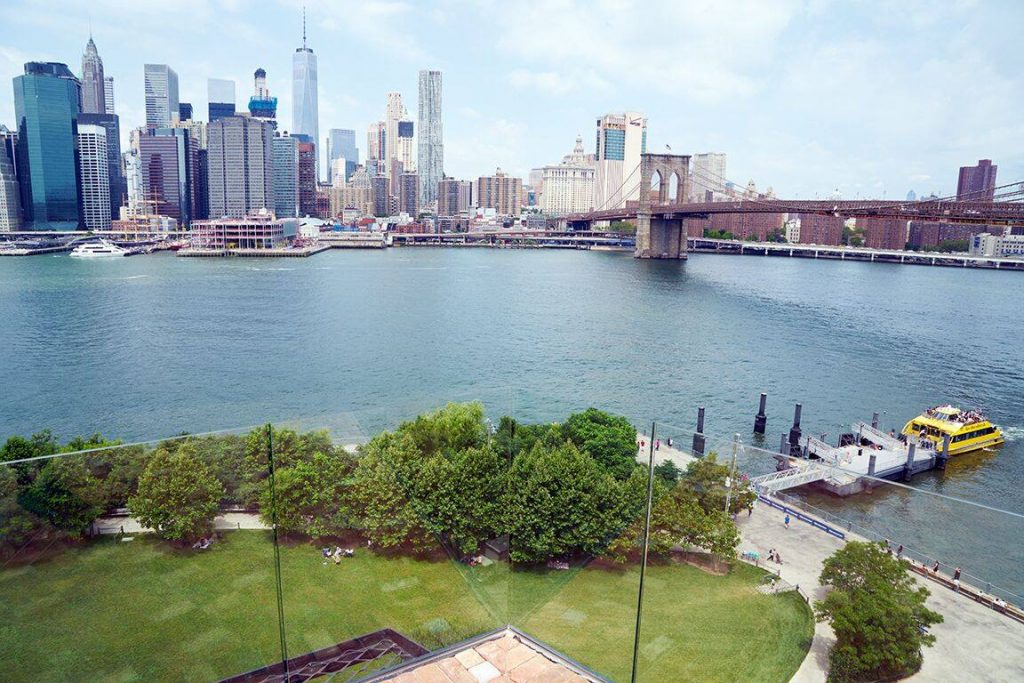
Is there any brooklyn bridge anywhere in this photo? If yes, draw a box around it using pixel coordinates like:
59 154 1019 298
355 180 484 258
563 153 1024 259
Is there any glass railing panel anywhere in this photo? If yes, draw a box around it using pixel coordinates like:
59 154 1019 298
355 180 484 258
489 400 646 682
269 395 514 681
629 425 814 682
0 426 285 682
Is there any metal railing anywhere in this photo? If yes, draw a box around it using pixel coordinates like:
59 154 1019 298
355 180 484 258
768 490 1024 611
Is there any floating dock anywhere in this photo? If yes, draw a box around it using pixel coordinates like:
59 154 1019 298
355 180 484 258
177 244 332 258
752 421 950 496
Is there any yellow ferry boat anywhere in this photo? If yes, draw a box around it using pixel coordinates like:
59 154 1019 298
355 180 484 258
901 405 1004 455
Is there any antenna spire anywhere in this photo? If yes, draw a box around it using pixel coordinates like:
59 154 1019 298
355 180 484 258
302 6 307 49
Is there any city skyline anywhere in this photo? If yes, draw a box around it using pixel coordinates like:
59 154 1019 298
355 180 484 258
1 1 1020 198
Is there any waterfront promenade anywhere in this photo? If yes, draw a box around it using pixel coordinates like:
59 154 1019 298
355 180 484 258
637 437 1024 681
738 503 1024 682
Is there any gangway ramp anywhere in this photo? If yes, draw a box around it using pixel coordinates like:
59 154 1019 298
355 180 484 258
854 421 903 450
751 462 829 493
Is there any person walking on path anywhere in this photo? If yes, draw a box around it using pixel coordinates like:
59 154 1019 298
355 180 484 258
784 514 791 529
954 567 962 581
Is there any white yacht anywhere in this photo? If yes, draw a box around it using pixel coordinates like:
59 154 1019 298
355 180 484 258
70 239 129 258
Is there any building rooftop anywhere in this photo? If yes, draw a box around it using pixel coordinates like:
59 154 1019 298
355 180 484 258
362 627 609 683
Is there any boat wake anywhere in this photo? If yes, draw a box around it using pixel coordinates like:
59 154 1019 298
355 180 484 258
998 425 1024 442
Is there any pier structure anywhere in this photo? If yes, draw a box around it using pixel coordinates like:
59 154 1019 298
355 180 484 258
751 421 951 496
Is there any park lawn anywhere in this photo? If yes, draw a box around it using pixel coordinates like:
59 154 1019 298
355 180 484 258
0 532 812 682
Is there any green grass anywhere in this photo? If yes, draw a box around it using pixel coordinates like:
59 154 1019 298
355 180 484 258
0 533 812 682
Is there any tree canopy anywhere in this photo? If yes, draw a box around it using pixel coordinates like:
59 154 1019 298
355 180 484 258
129 443 225 543
815 541 943 683
504 442 646 563
561 408 639 479
1 403 746 568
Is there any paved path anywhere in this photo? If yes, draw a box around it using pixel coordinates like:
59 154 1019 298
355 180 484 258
738 502 1024 682
636 433 697 470
93 511 267 535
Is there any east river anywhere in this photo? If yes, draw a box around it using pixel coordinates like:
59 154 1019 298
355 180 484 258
1 249 1021 594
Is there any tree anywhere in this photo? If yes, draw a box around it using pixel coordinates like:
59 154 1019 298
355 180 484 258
18 457 104 537
605 476 739 562
703 229 735 240
609 220 636 235
351 432 434 552
1 431 61 486
503 442 644 563
0 466 52 555
259 451 356 538
494 417 561 462
561 408 639 479
237 427 336 507
653 460 681 486
410 446 507 555
679 453 755 516
129 443 225 543
815 541 943 683
399 402 488 457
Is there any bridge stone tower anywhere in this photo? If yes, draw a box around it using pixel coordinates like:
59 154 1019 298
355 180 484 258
635 153 692 259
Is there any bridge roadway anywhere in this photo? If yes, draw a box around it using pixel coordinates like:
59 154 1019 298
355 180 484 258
569 197 1024 226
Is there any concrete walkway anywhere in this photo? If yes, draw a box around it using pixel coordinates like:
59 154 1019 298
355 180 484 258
738 502 1024 682
636 433 697 470
92 511 267 535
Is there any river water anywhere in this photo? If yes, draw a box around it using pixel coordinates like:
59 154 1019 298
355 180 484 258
1 249 1021 593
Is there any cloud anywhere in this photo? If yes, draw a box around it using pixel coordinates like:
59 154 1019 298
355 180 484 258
446 117 530 180
508 69 609 94
494 0 800 102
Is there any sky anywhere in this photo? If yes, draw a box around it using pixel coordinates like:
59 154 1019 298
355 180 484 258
1 0 1022 199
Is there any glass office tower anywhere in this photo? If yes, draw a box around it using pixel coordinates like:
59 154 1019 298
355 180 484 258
13 62 82 230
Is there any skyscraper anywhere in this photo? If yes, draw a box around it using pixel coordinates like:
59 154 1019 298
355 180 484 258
207 78 236 122
0 125 21 231
178 103 193 121
535 137 595 216
366 121 385 167
207 116 273 218
417 70 443 207
691 153 726 202
297 139 316 217
437 177 471 217
79 112 125 219
957 159 998 201
80 36 106 114
327 128 357 185
476 169 522 216
384 92 407 177
13 62 82 230
292 10 319 180
144 64 179 129
248 68 277 127
272 132 299 218
397 120 415 170
399 172 418 216
77 123 111 230
138 128 199 226
103 76 115 114
593 112 646 210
